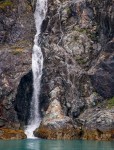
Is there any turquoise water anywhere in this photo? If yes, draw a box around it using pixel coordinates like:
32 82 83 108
0 139 114 150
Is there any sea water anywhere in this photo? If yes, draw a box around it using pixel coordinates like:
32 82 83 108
0 139 114 150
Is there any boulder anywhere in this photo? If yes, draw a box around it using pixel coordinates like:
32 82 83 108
34 100 80 139
78 108 114 140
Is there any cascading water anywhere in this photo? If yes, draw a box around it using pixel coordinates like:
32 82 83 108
25 0 47 138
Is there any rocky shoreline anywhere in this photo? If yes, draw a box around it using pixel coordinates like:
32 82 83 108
0 128 26 140
33 100 114 141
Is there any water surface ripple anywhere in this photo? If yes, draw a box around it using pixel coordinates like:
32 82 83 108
0 139 114 150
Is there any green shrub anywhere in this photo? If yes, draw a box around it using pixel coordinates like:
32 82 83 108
108 97 114 108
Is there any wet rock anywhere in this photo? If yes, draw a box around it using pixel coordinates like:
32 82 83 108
0 128 27 140
82 129 114 141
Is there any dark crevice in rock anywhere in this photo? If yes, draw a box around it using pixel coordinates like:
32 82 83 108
14 70 47 126
14 70 33 125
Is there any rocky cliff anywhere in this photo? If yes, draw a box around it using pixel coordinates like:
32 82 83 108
40 0 114 135
0 0 114 140
0 0 34 128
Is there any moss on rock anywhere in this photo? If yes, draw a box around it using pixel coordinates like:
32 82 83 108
0 0 13 10
108 97 114 108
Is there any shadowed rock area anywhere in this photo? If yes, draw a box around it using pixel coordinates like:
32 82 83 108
14 71 33 126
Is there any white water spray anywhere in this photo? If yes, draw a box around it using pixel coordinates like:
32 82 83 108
25 0 47 138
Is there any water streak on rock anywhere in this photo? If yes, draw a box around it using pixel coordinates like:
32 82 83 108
25 0 47 138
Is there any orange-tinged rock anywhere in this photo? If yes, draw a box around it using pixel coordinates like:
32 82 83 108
34 124 81 140
82 129 114 141
0 128 27 140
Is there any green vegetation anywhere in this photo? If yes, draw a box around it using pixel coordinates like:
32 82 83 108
108 97 114 108
0 0 13 9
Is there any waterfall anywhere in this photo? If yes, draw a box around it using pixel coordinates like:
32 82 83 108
25 0 47 138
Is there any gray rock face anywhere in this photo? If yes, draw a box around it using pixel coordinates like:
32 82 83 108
0 0 35 44
40 0 114 118
89 40 114 98
37 0 114 138
79 108 114 131
0 47 32 128
0 0 34 128
0 118 5 127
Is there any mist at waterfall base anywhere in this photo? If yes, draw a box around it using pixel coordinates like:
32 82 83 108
0 139 114 150
25 0 47 138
